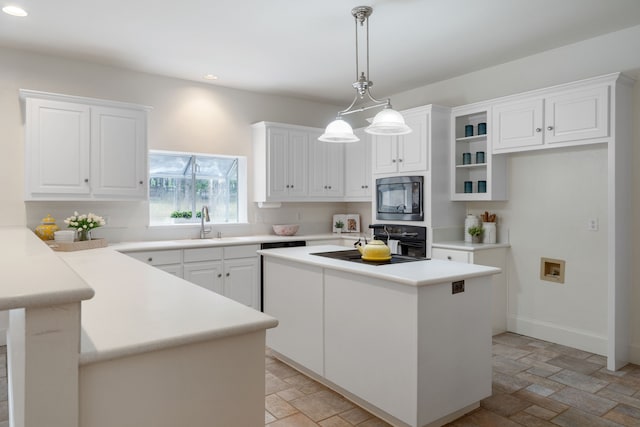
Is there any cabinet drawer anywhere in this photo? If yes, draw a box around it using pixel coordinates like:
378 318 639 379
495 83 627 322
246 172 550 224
184 247 223 263
224 244 259 259
127 250 182 266
432 248 471 264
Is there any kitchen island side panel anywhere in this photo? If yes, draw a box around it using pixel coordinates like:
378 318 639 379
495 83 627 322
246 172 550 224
263 257 324 376
324 270 419 426
417 276 492 425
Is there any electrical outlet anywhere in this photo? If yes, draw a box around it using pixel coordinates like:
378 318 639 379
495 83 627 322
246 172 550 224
452 280 465 294
587 218 599 231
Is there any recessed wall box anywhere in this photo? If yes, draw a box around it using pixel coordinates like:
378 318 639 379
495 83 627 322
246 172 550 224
540 258 565 284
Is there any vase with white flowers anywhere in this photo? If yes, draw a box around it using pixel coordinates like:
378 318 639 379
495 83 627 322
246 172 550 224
64 211 106 241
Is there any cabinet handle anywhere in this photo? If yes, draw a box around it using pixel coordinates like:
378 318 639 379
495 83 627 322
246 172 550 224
147 257 153 262
547 126 554 131
535 128 542 132
84 178 89 183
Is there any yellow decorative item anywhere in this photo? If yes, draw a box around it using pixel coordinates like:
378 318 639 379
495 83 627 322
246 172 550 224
355 239 391 261
35 214 59 241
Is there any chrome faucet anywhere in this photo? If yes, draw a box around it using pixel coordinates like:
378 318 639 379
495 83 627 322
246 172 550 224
200 206 211 239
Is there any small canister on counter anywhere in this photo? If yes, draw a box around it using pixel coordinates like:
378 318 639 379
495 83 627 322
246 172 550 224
478 180 487 193
464 181 473 193
462 152 471 165
478 122 487 135
35 214 60 241
475 151 485 164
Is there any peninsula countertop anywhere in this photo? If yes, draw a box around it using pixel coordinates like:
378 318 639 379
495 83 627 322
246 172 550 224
57 247 278 365
258 245 501 287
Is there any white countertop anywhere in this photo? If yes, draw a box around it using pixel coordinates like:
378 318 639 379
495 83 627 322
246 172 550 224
432 241 511 251
110 233 352 252
259 245 501 287
0 227 94 310
57 248 278 365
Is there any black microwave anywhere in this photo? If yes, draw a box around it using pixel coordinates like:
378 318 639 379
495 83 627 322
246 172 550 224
375 176 424 221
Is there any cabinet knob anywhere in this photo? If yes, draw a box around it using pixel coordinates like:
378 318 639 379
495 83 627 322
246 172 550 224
286 185 290 188
392 159 396 163
547 126 554 131
328 185 332 189
217 273 222 278
324 185 327 189
226 272 230 277
535 128 542 132
398 159 403 163
84 178 89 183
447 256 452 260
147 257 153 262
139 180 144 185
290 184 294 188
361 185 365 189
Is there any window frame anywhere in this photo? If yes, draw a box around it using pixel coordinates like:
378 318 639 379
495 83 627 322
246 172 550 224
147 149 248 227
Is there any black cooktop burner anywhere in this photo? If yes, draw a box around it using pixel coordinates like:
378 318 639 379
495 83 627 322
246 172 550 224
311 249 427 265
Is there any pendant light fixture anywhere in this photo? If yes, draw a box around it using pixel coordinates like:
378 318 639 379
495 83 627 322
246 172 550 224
319 6 411 143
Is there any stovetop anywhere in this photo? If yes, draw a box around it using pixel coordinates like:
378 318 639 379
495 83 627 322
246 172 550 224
311 249 427 265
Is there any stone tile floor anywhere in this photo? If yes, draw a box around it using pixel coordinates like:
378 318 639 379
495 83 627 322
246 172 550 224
266 333 640 426
3 333 640 427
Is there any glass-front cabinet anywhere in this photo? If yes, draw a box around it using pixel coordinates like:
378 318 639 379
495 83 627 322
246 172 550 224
451 103 507 201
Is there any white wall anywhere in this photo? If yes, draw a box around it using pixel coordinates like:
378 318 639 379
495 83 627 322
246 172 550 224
387 25 640 359
0 45 360 240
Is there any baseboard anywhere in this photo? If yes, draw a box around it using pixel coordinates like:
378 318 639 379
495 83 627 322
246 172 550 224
507 314 607 356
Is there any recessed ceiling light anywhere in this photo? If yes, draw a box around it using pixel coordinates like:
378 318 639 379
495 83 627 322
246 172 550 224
2 5 28 17
203 74 218 81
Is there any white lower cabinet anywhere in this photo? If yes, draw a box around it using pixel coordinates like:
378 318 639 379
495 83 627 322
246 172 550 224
431 246 507 335
126 249 183 278
125 244 260 310
263 258 324 375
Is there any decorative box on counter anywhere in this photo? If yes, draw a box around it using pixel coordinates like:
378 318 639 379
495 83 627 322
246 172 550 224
47 238 108 252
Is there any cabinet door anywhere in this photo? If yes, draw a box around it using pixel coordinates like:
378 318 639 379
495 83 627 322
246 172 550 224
492 98 544 151
157 264 183 278
344 130 372 199
307 138 328 197
183 261 224 294
398 111 428 173
91 107 147 199
544 85 609 144
372 135 397 174
324 141 344 196
266 127 289 199
26 99 91 197
224 257 259 310
287 130 308 197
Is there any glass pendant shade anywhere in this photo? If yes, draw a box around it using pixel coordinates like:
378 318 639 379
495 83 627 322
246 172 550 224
365 107 412 135
318 118 360 143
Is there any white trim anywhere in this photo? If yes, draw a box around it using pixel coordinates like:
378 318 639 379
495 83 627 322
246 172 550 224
507 314 607 356
19 89 152 111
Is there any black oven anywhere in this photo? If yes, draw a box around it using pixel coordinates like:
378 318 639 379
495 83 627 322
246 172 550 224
371 224 427 258
376 176 423 221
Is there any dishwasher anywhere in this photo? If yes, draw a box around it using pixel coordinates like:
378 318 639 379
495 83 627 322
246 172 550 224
259 240 306 311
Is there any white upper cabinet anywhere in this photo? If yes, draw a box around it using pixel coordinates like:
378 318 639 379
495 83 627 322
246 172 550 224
22 90 149 200
343 128 372 200
91 106 147 198
372 108 428 175
492 78 610 153
308 134 345 198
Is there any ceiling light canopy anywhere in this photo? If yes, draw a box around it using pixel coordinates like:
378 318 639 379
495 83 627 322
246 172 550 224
2 5 28 16
319 6 411 143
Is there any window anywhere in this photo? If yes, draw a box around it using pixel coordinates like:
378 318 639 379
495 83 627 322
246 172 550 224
148 150 247 225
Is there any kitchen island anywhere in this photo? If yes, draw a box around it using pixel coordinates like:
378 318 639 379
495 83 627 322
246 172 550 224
1 227 278 427
260 245 501 427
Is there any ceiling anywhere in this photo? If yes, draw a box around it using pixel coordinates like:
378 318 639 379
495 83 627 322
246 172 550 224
2 0 640 105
